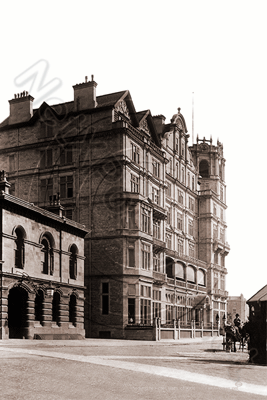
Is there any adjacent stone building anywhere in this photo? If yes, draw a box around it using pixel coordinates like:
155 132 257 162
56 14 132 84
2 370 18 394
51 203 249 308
0 171 88 339
228 294 249 323
0 79 230 339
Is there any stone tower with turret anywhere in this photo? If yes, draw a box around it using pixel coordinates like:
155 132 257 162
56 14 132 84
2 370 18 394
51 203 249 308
190 137 230 324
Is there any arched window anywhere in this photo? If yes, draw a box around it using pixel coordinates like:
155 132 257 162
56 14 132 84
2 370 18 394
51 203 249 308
41 235 54 275
35 289 44 323
69 244 78 280
175 262 185 280
69 294 77 326
14 227 25 269
187 265 195 283
52 292 60 325
199 160 209 178
197 269 205 286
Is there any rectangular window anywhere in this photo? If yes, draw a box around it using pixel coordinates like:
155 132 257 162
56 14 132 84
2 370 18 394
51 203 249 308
41 121 54 138
152 187 159 204
166 206 171 225
60 176 73 198
177 214 183 230
131 143 140 164
176 163 179 180
166 233 172 249
102 282 109 315
40 149 53 168
60 146 73 165
220 186 224 202
189 244 195 258
213 204 217 216
166 304 173 323
166 182 171 197
188 219 193 236
153 253 160 272
214 272 219 289
64 209 73 220
168 158 172 175
153 219 160 239
128 298 135 324
128 206 136 229
178 190 184 205
152 159 160 177
175 137 179 152
130 174 139 193
141 243 151 270
220 208 224 220
192 176 195 191
178 239 184 255
189 197 195 212
181 168 185 183
213 225 218 239
128 243 135 268
9 155 15 172
141 207 151 233
40 178 53 202
140 299 151 325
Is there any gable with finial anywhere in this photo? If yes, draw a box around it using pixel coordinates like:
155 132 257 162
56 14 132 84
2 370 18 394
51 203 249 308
170 108 188 133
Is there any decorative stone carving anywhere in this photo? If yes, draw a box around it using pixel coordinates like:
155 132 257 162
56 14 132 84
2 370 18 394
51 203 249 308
116 100 130 119
140 118 150 135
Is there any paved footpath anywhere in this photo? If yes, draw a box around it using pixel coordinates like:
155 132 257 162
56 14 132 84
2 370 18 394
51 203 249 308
0 337 266 399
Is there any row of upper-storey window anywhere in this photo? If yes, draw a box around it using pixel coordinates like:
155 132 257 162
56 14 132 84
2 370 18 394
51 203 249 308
128 205 195 237
129 142 196 188
14 227 79 280
9 176 74 203
127 241 197 271
8 147 73 172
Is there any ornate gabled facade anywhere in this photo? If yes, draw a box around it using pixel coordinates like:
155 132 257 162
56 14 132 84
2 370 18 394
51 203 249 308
0 78 230 339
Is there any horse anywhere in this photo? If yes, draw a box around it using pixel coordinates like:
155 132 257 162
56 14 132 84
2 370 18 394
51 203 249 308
224 322 248 352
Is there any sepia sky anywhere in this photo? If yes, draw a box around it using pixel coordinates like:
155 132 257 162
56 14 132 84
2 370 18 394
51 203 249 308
1 0 267 300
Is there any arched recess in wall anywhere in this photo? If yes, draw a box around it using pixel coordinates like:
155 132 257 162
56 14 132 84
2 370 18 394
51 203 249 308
13 225 27 269
199 160 209 178
197 269 205 286
174 262 185 280
187 265 196 283
40 232 55 275
69 244 78 280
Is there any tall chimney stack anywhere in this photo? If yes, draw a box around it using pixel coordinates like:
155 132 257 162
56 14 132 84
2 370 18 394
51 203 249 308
8 92 34 125
73 75 97 111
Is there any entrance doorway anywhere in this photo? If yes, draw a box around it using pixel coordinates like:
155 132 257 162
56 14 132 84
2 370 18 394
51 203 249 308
8 287 28 338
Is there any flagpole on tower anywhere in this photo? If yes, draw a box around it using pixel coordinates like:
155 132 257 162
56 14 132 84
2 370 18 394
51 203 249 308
192 92 195 145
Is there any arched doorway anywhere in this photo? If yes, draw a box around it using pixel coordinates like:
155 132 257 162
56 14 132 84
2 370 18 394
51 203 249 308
8 286 28 338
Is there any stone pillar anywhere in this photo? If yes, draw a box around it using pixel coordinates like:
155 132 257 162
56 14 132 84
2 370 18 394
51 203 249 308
42 294 53 327
215 154 219 176
58 296 70 326
25 292 35 339
221 159 226 181
0 288 9 339
76 298 85 328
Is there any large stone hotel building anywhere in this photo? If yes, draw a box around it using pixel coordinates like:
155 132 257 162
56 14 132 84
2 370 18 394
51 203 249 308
0 77 230 339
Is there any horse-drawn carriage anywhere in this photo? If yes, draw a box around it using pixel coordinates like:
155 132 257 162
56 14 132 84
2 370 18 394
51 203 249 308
223 322 249 352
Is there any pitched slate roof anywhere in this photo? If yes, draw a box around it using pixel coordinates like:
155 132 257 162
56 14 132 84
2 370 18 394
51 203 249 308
247 284 267 303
